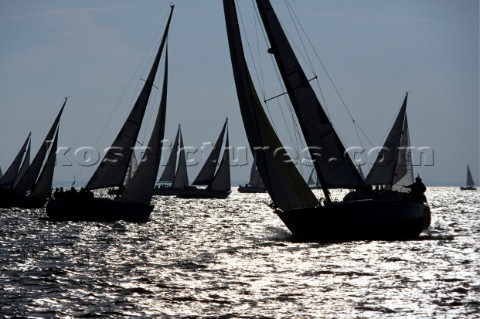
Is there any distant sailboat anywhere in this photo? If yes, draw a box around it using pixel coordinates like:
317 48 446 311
0 133 31 207
0 98 66 208
176 119 231 199
460 165 476 190
223 0 430 241
46 5 175 222
238 156 266 193
153 125 190 195
306 168 321 190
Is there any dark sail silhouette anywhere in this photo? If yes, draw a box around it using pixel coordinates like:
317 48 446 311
176 119 231 199
153 125 190 196
0 99 66 208
460 165 476 190
238 156 266 193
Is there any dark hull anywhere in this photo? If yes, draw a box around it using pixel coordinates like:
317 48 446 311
176 189 231 199
0 189 13 208
237 186 266 193
152 187 185 196
276 200 431 242
0 189 47 209
460 186 477 191
46 197 152 222
13 196 47 209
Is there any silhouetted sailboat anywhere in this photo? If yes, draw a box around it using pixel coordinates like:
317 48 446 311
223 0 430 241
238 156 266 193
0 133 31 207
46 5 175 222
460 165 476 190
306 168 321 190
153 125 189 195
177 119 231 199
0 99 66 208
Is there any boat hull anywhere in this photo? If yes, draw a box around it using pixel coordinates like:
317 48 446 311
0 189 47 209
237 186 266 193
460 186 477 191
275 200 431 241
152 187 185 196
13 196 47 209
176 188 231 199
0 189 13 208
46 197 152 222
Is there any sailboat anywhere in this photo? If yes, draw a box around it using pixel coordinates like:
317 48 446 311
238 156 266 193
0 98 66 209
0 133 31 208
460 165 476 190
223 0 430 241
153 125 190 195
46 5 174 222
176 119 231 199
307 168 321 190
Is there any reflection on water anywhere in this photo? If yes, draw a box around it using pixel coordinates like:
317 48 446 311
0 187 478 317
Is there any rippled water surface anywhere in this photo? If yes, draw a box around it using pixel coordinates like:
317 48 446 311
1 187 479 318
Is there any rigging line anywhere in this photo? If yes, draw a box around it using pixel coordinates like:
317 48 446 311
284 0 316 74
74 9 170 184
252 0 307 165
286 0 367 133
264 76 317 102
139 71 161 148
246 0 279 134
252 0 308 170
252 0 266 98
97 11 170 148
287 0 375 156
238 1 266 102
270 59 309 177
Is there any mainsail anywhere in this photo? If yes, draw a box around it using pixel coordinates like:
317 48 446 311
0 133 31 187
86 6 174 191
224 0 319 210
255 0 365 193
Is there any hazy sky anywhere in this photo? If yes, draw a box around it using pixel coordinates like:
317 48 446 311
0 0 478 186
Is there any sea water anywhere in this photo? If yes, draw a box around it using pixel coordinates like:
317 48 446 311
0 187 478 318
